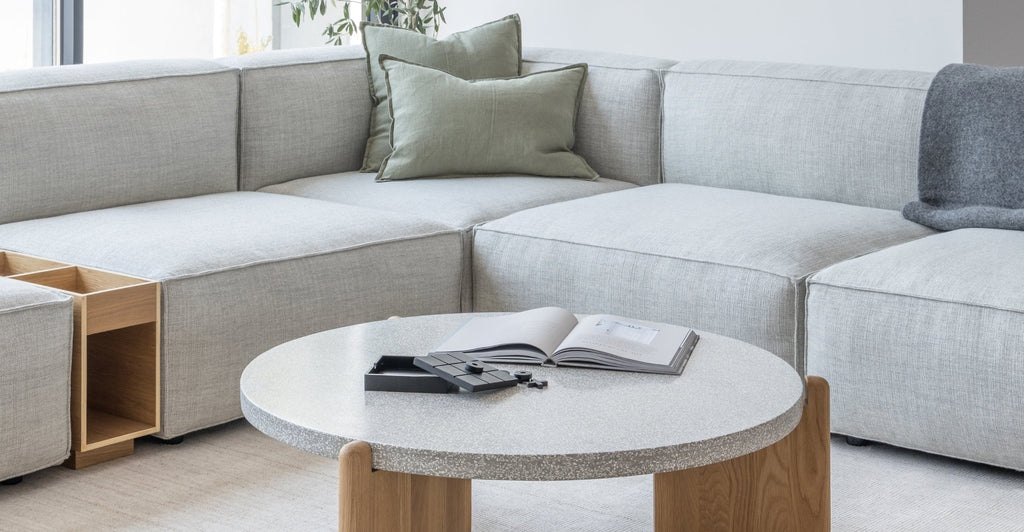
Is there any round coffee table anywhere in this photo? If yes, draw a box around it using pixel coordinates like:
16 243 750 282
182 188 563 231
240 314 829 531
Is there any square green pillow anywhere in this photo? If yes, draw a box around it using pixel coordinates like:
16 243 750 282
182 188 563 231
360 14 522 172
376 56 598 182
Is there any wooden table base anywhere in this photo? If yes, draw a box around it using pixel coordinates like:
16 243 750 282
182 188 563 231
338 441 471 532
654 376 831 531
338 376 829 532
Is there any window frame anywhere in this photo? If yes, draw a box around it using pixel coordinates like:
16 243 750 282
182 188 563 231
58 0 82 64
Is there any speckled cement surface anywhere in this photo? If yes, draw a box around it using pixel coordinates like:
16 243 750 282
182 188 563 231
240 314 804 481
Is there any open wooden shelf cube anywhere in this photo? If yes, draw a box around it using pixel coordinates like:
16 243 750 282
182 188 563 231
11 265 161 469
0 250 68 277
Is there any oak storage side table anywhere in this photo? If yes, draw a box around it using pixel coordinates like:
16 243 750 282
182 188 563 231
241 314 830 531
1 250 160 468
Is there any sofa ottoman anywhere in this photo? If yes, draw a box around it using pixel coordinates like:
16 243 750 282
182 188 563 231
807 228 1024 469
0 277 73 481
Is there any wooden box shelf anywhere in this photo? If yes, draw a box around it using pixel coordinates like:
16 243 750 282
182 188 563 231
6 261 160 469
0 250 67 276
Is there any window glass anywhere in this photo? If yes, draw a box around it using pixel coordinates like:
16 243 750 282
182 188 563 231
83 0 273 63
0 0 55 71
275 2 356 50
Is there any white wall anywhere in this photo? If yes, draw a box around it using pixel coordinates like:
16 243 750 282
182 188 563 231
438 0 963 71
83 0 273 63
964 0 1024 66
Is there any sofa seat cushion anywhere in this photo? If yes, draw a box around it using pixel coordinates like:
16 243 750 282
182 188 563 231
0 278 73 481
806 228 1024 470
473 184 935 371
0 192 464 437
260 171 636 230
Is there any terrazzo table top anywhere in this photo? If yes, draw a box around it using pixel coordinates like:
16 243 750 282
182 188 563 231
240 313 804 481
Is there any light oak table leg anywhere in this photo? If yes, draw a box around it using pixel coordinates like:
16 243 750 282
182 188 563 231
654 376 830 531
338 441 471 532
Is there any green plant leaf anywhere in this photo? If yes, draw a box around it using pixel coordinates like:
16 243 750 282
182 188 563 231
287 0 447 44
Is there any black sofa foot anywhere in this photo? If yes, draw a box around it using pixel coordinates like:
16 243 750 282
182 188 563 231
845 436 871 446
158 436 185 445
1 476 24 486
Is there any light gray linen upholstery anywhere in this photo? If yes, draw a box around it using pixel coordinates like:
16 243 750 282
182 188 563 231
473 184 934 371
0 192 463 438
663 60 933 210
260 171 635 230
0 278 73 481
261 171 635 311
0 60 238 225
523 48 675 187
807 229 1024 470
218 46 371 191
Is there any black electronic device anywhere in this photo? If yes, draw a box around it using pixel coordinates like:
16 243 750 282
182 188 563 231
413 352 519 392
527 378 548 389
365 355 459 393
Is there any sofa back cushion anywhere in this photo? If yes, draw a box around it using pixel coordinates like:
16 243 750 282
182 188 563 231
0 60 238 225
219 46 371 191
524 48 674 187
662 60 934 210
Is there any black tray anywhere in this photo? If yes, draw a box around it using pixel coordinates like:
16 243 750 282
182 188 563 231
364 355 459 394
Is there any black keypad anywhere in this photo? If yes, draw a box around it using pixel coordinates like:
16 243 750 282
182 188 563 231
414 352 519 392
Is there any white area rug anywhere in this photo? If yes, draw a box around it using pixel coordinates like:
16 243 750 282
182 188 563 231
1 421 1022 531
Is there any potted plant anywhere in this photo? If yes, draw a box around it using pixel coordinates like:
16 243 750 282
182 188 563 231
279 0 446 44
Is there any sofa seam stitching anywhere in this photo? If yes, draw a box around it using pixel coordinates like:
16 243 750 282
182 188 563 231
807 280 1024 315
231 56 363 73
524 59 674 73
475 228 802 282
665 70 931 92
164 228 462 281
0 298 72 316
0 69 236 96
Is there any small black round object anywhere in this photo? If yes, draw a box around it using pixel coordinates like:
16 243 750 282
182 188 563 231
464 360 485 374
513 370 533 383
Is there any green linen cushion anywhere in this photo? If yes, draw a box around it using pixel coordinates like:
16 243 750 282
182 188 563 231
360 14 522 172
376 57 598 182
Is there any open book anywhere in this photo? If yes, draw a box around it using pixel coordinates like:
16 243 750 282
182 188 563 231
430 307 699 375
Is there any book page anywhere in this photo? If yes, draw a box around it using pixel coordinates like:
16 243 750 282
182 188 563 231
431 307 579 357
554 314 688 366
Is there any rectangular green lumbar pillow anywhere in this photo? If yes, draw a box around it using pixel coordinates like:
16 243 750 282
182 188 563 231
376 56 598 182
360 14 522 172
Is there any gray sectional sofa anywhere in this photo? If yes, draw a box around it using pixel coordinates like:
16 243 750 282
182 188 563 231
0 44 1020 484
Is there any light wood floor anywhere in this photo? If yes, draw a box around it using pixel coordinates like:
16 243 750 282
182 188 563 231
1 420 1022 531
